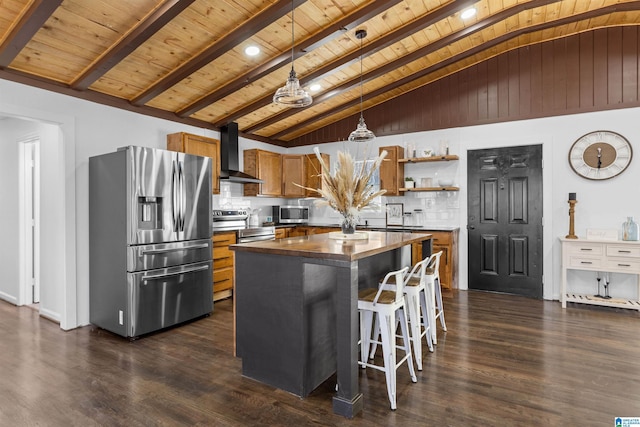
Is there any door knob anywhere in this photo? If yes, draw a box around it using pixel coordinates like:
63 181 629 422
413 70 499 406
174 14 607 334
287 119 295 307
468 225 475 230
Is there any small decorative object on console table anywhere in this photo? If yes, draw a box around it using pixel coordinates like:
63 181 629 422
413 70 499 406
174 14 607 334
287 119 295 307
299 147 387 234
566 193 578 239
622 217 639 241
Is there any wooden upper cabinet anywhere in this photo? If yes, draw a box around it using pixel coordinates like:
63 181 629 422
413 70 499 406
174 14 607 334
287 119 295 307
243 149 282 197
282 154 306 198
167 132 221 194
379 145 404 196
304 153 329 197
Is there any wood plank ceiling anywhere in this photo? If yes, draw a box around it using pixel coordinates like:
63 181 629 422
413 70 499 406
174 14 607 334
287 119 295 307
1 0 639 146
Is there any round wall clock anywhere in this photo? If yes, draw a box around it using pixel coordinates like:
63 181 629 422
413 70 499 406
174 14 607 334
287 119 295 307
568 130 633 180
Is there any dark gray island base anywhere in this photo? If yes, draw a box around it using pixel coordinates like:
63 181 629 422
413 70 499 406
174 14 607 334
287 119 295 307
231 231 432 418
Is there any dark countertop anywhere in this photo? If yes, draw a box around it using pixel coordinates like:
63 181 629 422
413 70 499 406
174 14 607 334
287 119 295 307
230 231 431 262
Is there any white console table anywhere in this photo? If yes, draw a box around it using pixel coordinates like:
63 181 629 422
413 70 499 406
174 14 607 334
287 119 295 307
560 237 640 310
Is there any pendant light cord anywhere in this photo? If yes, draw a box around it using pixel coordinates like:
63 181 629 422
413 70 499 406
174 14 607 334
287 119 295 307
359 33 364 119
290 0 295 74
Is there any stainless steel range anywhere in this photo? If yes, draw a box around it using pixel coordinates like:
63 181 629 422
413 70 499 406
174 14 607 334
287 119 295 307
213 209 275 243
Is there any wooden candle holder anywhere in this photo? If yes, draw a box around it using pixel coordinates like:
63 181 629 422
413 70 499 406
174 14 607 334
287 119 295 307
566 199 578 239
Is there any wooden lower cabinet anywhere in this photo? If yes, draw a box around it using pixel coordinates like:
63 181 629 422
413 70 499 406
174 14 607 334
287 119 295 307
288 226 308 237
411 229 459 289
285 226 341 237
213 231 236 301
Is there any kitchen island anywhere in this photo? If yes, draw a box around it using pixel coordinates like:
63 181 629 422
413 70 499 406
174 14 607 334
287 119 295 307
231 231 432 418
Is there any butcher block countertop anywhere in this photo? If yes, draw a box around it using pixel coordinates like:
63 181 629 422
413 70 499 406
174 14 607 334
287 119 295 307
230 231 432 262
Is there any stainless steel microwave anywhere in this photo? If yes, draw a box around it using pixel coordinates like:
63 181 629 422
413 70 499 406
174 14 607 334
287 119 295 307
273 205 309 224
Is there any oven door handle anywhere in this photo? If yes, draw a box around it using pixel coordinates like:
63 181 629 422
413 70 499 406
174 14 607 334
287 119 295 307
239 235 275 243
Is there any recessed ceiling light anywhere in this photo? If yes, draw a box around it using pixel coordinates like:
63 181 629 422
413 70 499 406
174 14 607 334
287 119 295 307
461 8 476 20
245 46 260 56
310 83 321 92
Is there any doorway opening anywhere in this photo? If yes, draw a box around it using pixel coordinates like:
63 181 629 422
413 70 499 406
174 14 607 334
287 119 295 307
20 138 40 308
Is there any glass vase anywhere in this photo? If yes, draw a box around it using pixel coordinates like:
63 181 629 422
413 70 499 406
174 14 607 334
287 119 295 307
341 216 356 235
623 217 639 241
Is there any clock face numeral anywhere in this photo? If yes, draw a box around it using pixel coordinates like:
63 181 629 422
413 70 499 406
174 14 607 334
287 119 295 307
568 131 633 180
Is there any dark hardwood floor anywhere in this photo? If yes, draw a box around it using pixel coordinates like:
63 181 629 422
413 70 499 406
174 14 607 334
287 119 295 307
1 290 639 426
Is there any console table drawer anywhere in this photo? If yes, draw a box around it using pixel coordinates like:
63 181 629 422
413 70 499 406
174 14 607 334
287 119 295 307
567 243 604 256
569 256 603 269
605 259 640 272
606 245 640 258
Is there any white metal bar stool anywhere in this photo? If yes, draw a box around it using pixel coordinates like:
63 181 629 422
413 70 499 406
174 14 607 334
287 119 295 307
358 266 416 410
370 257 435 371
424 251 447 344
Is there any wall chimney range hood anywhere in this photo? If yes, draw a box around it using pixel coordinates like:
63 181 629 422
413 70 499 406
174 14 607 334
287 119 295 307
220 122 263 184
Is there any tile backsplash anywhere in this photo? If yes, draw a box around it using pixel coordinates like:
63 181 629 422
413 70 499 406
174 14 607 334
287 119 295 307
213 178 460 228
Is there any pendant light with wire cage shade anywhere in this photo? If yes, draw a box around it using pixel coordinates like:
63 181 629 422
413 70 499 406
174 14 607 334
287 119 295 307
273 1 312 107
348 29 375 142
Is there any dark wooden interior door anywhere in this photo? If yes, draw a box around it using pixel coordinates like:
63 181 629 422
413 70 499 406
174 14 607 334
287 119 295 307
467 145 543 298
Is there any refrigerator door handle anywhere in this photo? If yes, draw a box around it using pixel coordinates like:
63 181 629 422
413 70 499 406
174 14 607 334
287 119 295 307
141 243 209 255
179 160 186 231
171 160 179 232
141 264 209 281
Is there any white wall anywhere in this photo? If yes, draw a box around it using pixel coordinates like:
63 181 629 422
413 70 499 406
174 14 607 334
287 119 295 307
38 121 66 321
0 118 22 303
1 77 638 327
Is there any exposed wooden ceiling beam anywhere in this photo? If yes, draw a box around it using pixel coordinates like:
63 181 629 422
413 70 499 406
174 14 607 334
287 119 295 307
0 66 218 130
0 0 63 67
131 0 306 107
71 0 195 90
212 0 478 128
176 0 403 118
272 0 640 142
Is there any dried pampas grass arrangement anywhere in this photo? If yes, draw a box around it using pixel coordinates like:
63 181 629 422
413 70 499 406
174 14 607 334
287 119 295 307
299 147 387 230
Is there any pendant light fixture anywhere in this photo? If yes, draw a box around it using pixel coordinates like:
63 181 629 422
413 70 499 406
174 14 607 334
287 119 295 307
348 29 375 143
273 0 312 107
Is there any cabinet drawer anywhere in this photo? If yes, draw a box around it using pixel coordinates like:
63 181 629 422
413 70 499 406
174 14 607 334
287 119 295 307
213 247 234 269
606 245 640 258
566 242 604 256
569 256 603 269
213 267 233 292
428 231 451 245
213 232 236 246
433 244 449 265
605 259 640 272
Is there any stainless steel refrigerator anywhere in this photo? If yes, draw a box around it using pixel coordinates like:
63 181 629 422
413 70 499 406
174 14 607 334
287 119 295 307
89 146 212 338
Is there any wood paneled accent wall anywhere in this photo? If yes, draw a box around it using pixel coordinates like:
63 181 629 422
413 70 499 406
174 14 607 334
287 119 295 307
289 27 640 146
